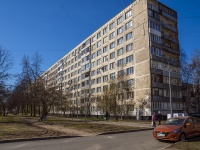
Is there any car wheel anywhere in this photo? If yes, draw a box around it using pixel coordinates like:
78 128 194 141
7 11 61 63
180 133 186 141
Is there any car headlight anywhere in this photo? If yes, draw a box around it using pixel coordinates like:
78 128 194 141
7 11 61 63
172 128 181 133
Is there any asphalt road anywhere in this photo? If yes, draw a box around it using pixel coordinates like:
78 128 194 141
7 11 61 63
0 130 172 150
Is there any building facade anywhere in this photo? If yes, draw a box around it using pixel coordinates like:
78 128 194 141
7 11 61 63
42 0 182 117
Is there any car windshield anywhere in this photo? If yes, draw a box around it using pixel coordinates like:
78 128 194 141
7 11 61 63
163 118 185 125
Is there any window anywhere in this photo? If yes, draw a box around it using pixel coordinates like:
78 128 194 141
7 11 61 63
126 67 134 74
128 79 134 86
91 79 95 85
125 21 132 30
117 16 123 24
92 36 96 42
85 63 90 69
150 34 163 44
102 65 108 72
103 75 108 82
110 73 115 79
118 70 125 76
103 85 108 91
97 77 101 84
151 47 162 57
97 32 101 39
109 31 115 39
153 88 163 96
117 48 124 56
92 61 96 67
149 21 160 31
148 10 153 17
97 59 101 65
92 88 95 94
97 68 101 74
110 52 115 59
91 70 96 76
103 46 108 53
127 92 134 99
91 53 96 59
117 26 123 35
126 55 133 64
109 22 114 30
103 56 108 62
97 49 102 56
103 27 108 34
97 41 101 47
126 32 132 40
97 87 101 93
103 36 108 44
126 43 133 52
110 62 115 70
110 42 115 49
117 37 123 45
92 44 96 51
125 10 132 19
117 58 124 67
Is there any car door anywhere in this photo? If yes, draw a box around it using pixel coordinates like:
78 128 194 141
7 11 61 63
184 118 195 138
192 117 200 136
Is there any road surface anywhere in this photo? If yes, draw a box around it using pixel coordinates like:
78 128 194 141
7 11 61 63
0 130 172 150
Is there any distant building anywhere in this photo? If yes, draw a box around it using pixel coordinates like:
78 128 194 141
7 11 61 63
42 0 182 117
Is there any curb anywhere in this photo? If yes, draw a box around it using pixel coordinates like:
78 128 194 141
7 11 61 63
0 135 81 144
0 128 154 144
99 127 154 135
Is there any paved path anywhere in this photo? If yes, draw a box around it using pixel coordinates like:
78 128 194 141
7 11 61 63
51 116 154 129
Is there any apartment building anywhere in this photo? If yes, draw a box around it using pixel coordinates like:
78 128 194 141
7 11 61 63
42 0 182 117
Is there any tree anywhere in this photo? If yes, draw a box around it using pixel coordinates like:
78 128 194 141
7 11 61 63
0 47 13 87
54 91 70 116
99 67 134 120
190 49 200 112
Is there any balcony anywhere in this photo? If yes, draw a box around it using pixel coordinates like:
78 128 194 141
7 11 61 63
82 67 91 73
163 45 180 55
160 22 177 33
161 33 178 44
81 84 90 89
161 11 177 22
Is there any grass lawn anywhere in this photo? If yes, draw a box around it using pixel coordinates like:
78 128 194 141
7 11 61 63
166 137 200 150
0 115 149 141
0 115 46 140
43 117 144 133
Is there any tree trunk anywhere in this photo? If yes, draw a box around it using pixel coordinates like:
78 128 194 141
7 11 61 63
30 104 33 116
33 103 36 117
2 103 6 116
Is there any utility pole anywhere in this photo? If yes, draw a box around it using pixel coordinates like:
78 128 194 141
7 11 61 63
168 62 172 118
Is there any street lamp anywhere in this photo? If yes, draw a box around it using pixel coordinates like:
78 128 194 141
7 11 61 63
168 62 173 118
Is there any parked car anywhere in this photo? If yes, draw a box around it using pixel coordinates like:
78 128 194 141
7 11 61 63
190 112 200 118
152 116 200 141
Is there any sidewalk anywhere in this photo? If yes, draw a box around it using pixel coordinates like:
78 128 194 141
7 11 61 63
52 116 153 128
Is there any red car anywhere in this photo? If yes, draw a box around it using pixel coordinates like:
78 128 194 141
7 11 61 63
153 116 200 141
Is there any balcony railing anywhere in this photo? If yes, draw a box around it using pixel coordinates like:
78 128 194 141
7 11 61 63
161 33 178 44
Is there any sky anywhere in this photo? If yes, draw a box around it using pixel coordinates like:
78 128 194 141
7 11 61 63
0 0 200 86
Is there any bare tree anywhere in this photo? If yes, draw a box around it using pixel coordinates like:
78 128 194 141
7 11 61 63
190 49 200 112
0 47 13 84
99 66 134 120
